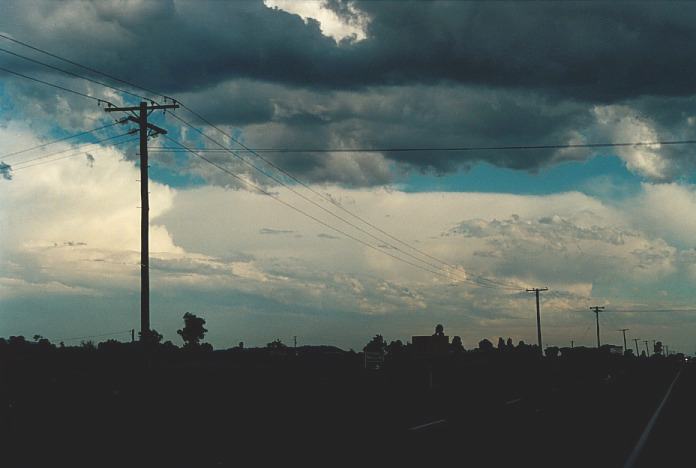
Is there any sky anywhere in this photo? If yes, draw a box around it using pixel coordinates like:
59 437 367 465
2 1 696 352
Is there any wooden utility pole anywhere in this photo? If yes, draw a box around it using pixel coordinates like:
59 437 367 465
633 338 641 355
644 340 650 356
619 328 629 354
105 101 178 340
590 306 605 348
526 287 548 354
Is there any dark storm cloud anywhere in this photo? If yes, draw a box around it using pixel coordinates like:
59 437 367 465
0 162 12 180
5 1 696 100
175 81 594 179
3 1 696 184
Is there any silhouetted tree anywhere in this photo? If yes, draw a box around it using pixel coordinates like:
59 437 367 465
386 339 405 355
364 334 386 353
139 329 163 346
545 346 559 358
506 338 514 349
81 340 96 351
451 336 464 352
497 337 506 350
9 336 27 347
478 338 494 352
654 341 663 356
433 324 445 337
177 312 208 349
98 339 122 351
267 339 287 349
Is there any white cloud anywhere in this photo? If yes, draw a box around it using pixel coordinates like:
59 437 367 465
264 0 369 43
593 105 673 180
3 121 696 349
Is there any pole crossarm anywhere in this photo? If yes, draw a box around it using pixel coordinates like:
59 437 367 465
105 104 178 113
124 115 169 135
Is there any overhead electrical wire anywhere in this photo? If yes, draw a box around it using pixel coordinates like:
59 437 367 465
12 138 137 172
0 118 128 162
148 138 696 154
0 65 115 106
162 134 471 285
0 33 616 292
167 109 524 291
167 112 519 290
0 33 523 291
55 329 133 343
166 113 472 283
0 33 164 101
8 131 137 169
0 46 151 103
10 133 138 172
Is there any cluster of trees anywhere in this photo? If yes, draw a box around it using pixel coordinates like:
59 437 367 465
364 330 540 357
0 312 212 352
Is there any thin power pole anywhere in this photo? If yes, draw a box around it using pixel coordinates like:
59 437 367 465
590 306 605 348
619 328 629 353
105 101 178 340
644 340 650 356
633 338 641 355
526 287 548 354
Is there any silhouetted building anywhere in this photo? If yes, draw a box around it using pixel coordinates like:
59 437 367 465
411 325 450 357
600 344 623 355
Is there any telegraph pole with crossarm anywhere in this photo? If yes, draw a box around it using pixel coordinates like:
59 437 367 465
590 306 605 348
526 287 548 355
105 101 178 340
619 328 629 354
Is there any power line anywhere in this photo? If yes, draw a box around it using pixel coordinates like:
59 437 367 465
149 138 696 154
0 65 115 106
0 38 513 290
166 112 502 289
162 135 470 284
8 131 137 169
0 33 164 101
0 46 151 103
166 110 523 291
55 329 133 343
11 137 137 173
0 35 659 295
0 119 128 162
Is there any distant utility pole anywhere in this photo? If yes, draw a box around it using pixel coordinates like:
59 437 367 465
590 306 605 348
644 340 650 356
526 287 548 354
633 338 641 355
665 345 670 356
619 328 629 353
105 101 178 340
571 340 574 349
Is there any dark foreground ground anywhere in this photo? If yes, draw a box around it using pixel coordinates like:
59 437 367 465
0 344 687 467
